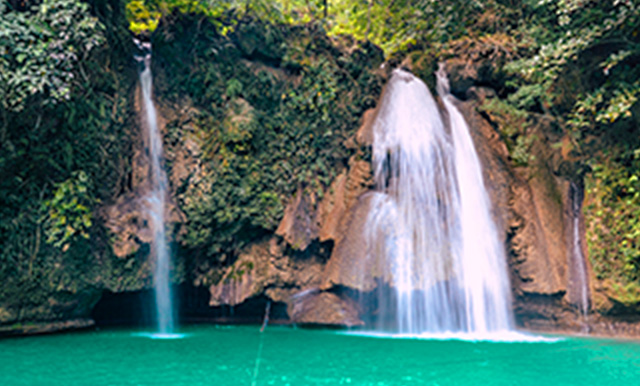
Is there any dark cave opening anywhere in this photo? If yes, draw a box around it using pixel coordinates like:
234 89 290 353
91 284 290 327
91 289 156 328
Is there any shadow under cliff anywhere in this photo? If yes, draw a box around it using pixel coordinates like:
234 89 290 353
91 284 289 328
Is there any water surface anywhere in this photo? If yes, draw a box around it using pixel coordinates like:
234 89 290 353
1 325 638 385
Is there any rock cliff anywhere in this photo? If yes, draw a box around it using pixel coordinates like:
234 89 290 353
3 11 635 337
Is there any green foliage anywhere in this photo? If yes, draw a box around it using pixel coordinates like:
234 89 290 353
585 153 640 288
125 0 264 35
152 16 382 258
505 0 639 121
41 171 95 251
126 0 161 34
1 0 637 317
329 0 484 54
495 1 640 297
0 0 104 112
479 98 536 166
125 0 485 56
0 0 138 318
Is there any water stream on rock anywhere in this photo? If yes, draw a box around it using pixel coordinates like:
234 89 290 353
364 67 512 335
569 182 590 327
138 42 175 336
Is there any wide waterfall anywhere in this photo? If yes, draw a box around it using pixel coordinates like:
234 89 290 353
364 67 513 335
138 43 175 335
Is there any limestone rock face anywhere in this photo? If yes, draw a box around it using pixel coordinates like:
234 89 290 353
101 83 186 291
317 171 349 242
208 238 324 306
319 85 574 303
206 237 366 326
309 63 583 329
102 83 154 260
290 292 363 327
276 190 319 252
317 157 372 244
355 108 376 147
322 193 385 292
207 142 376 326
509 171 569 296
159 97 206 204
453 96 570 297
442 36 516 98
450 78 594 330
103 195 153 259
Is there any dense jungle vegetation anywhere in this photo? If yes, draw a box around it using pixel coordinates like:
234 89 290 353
1 0 639 311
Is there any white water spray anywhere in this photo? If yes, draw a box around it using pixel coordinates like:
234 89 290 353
364 67 513 335
139 46 175 335
437 65 513 333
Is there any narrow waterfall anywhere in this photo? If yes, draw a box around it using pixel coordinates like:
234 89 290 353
364 67 512 335
436 66 513 333
138 43 175 335
569 182 590 325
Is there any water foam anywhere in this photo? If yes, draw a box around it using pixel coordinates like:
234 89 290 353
133 332 187 340
361 67 513 334
341 330 561 343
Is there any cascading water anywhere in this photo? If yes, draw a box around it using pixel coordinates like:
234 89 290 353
137 41 175 336
364 67 513 335
569 182 590 327
437 65 513 333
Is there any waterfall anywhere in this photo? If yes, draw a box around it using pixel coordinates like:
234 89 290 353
137 42 175 335
363 67 513 335
437 66 513 333
569 182 590 326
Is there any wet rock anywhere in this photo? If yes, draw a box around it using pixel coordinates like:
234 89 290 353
209 242 272 307
456 97 570 297
277 154 372 253
322 193 387 292
356 108 376 146
0 318 95 337
290 292 363 327
442 35 516 98
208 238 325 307
103 84 185 261
103 195 152 258
317 157 372 244
317 171 348 242
206 237 364 325
276 189 319 251
0 307 14 324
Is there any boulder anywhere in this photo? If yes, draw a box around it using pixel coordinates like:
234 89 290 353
290 292 363 327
